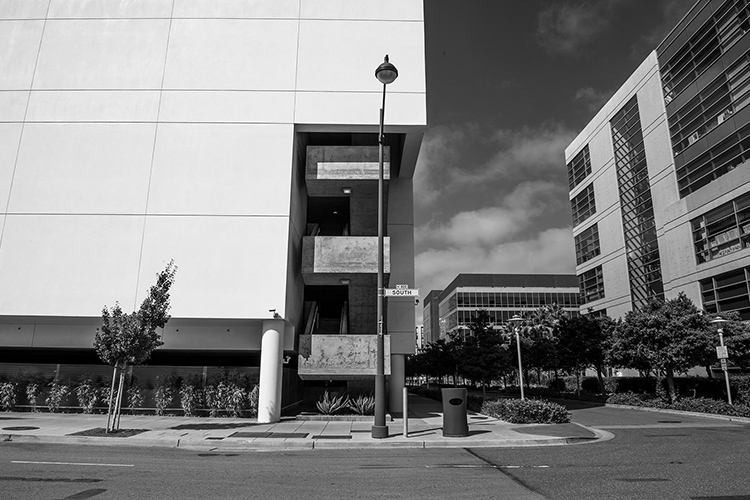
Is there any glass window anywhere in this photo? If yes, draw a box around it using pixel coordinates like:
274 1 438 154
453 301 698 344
701 267 750 320
567 144 592 190
578 266 605 304
692 191 750 264
571 184 596 226
575 223 601 265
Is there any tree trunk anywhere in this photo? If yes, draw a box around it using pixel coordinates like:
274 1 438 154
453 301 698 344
106 365 118 433
575 363 581 395
705 365 714 379
665 366 677 403
595 364 606 394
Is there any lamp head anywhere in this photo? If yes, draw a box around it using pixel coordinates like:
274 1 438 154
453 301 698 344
375 55 398 85
509 314 523 324
710 316 728 325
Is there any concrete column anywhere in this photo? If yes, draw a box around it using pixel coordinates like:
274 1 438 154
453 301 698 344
388 353 405 413
258 319 285 423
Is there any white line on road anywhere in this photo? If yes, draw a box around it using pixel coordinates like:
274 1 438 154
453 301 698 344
12 461 134 467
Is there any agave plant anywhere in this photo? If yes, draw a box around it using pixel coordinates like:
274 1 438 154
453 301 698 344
316 391 350 415
347 393 375 415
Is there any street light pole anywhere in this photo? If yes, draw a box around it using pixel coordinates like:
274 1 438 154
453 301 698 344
372 55 398 439
509 314 525 400
710 316 733 405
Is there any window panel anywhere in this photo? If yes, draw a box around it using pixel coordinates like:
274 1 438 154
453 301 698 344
567 145 592 190
571 184 596 226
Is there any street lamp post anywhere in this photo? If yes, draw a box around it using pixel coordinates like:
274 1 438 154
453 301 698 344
509 314 525 400
710 316 733 405
372 55 398 439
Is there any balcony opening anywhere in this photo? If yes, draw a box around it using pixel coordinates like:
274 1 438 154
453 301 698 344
307 197 350 236
304 285 349 334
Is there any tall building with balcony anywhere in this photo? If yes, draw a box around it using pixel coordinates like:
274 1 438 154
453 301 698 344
566 0 750 319
0 1 426 421
423 274 581 339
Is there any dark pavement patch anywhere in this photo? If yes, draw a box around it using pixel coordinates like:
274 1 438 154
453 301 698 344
68 428 148 438
2 426 39 431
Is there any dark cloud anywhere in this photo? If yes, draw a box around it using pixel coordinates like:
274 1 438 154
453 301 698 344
536 1 617 56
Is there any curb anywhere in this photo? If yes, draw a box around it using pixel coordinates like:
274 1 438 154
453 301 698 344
605 403 750 424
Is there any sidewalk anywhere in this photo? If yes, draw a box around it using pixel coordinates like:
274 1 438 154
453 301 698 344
0 394 607 451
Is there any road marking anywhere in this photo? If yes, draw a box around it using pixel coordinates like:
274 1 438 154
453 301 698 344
12 461 134 467
499 465 550 469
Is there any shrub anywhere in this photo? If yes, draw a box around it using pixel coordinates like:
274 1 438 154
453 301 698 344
466 394 484 412
179 375 202 417
46 381 70 413
548 378 566 392
225 383 248 418
247 385 259 418
669 397 750 418
99 386 112 410
732 375 750 403
127 382 144 411
316 391 350 415
581 377 603 394
347 393 375 415
154 373 177 416
606 392 663 407
75 375 98 414
480 398 571 424
0 381 17 411
26 383 42 412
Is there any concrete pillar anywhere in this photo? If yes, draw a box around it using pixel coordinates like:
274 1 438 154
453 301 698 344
388 353 405 414
258 319 285 423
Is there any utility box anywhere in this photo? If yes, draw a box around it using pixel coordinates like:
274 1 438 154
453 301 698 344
441 388 469 437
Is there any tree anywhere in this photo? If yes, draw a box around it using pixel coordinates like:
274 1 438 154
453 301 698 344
698 311 750 375
521 304 570 384
451 310 510 398
557 314 611 393
607 293 713 402
95 260 177 432
406 338 456 387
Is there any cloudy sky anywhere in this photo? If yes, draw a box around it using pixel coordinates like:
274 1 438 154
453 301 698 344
414 0 694 296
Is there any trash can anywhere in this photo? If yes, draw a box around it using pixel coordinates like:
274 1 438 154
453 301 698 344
441 388 468 437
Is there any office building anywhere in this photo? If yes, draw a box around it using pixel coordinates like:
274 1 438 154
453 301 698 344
566 0 750 320
0 1 426 421
423 274 581 339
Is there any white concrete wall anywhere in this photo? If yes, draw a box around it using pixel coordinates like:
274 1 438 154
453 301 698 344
0 1 426 343
567 52 665 318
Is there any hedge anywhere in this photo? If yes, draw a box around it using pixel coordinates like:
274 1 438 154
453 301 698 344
480 398 571 424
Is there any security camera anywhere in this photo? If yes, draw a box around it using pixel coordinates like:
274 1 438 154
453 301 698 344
414 297 420 306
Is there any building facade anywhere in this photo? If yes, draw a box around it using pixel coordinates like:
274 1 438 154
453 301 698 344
0 0 426 420
423 274 581 339
567 0 750 319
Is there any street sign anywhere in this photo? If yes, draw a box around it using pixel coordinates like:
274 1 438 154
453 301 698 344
384 288 419 297
716 346 729 359
396 284 408 290
720 358 728 370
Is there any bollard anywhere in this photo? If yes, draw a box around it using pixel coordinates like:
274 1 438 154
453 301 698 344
403 387 408 437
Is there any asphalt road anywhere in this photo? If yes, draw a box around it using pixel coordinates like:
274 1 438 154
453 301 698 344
1 404 748 500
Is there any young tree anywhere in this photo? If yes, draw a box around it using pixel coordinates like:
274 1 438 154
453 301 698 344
452 310 510 398
557 314 611 393
522 304 570 383
608 293 713 402
95 260 176 432
407 338 457 387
